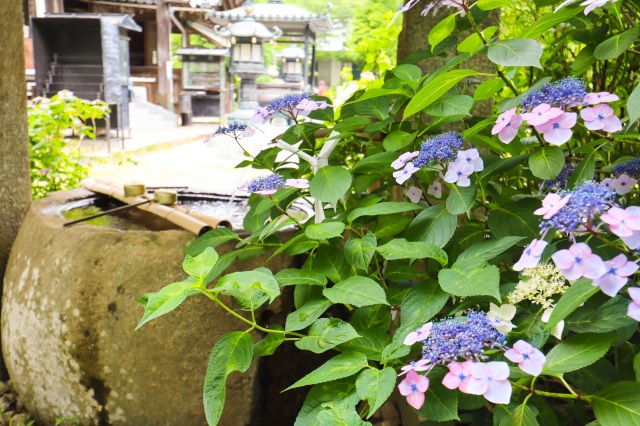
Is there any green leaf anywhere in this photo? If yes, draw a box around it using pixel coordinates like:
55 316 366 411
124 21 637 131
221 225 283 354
457 236 524 262
509 403 539 426
351 152 397 173
348 201 422 223
355 97 390 120
305 222 346 240
404 69 478 119
474 78 506 100
286 298 333 332
405 204 457 248
351 304 391 333
204 251 238 285
401 280 449 326
185 228 239 256
316 405 371 426
542 333 615 374
429 15 456 52
519 6 582 39
377 238 448 266
295 318 360 353
594 28 640 61
383 130 416 151
566 296 637 333
446 183 477 215
458 26 498 53
393 64 422 82
215 269 280 308
295 378 359 426
323 276 389 307
135 279 193 330
479 154 528 182
634 353 640 382
477 0 511 10
628 82 640 124
571 46 597 74
344 232 377 270
286 352 369 390
374 215 412 239
488 39 543 68
488 200 540 239
356 368 396 419
417 374 459 421
253 325 286 360
438 258 501 300
425 95 475 116
274 268 327 287
545 278 599 331
592 382 640 426
314 245 351 283
203 332 253 426
310 166 352 206
529 146 565 180
182 247 219 281
337 330 390 361
567 149 597 189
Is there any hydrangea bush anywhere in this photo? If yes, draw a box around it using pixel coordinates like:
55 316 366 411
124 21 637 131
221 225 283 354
138 0 640 424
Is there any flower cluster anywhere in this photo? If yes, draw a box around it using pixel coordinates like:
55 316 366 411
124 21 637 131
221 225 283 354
613 158 640 178
544 164 576 190
249 93 328 125
204 122 249 143
398 312 545 409
492 78 622 146
508 263 569 309
240 173 309 196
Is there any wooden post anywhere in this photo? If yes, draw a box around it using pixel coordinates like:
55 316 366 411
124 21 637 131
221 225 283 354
45 0 63 13
0 0 32 380
156 0 173 111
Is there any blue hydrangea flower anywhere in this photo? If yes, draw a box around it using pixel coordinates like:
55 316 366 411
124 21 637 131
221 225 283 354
246 174 286 194
613 158 640 178
419 311 506 365
521 77 587 111
413 132 464 168
540 181 615 234
215 122 247 135
544 164 576 190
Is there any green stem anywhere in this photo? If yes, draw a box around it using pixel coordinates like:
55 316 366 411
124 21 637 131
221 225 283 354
271 198 305 229
555 374 579 396
511 381 588 401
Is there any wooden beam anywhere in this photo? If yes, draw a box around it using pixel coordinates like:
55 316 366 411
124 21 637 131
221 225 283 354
45 0 63 13
156 0 173 110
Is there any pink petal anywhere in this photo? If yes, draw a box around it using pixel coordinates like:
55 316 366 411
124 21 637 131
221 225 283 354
628 301 640 321
415 375 430 392
621 231 640 250
616 260 639 277
442 373 460 390
625 215 640 231
499 126 519 143
601 115 622 133
595 104 614 117
595 273 627 297
544 128 573 146
457 175 471 187
466 377 488 395
580 107 599 121
581 255 607 279
504 348 524 363
585 119 605 131
530 239 548 256
406 390 425 410
570 242 592 258
286 179 309 189
559 112 577 128
398 380 413 396
611 223 634 237
488 362 510 380
483 379 512 404
513 340 533 354
552 249 575 269
519 359 543 376
628 287 640 303
534 121 554 133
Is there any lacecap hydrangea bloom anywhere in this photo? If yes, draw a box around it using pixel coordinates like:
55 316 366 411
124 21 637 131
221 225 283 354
249 93 328 125
508 263 569 309
240 173 309 196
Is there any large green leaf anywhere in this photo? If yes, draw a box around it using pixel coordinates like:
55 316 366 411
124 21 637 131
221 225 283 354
356 368 396 419
376 238 448 266
203 332 253 426
286 352 368 390
458 26 498 53
305 222 346 240
542 333 615 374
274 268 327 287
428 14 456 51
323 276 389 307
628 82 640 124
286 298 333 331
348 201 422 223
295 318 360 353
295 378 359 426
567 149 598 189
425 95 475 116
344 232 377 270
354 97 390 120
438 258 501 300
529 146 565 180
474 78 506 100
351 304 392 333
215 269 280 307
401 280 449 326
136 279 193 330
594 28 640 61
185 228 239 256
417 373 459 421
545 278 599 330
405 204 457 248
592 382 640 426
313 245 351 283
310 166 352 206
477 0 511 10
337 330 390 361
253 324 286 360
457 236 524 262
566 296 637 333
182 247 219 282
383 130 416 151
509 403 540 426
488 39 543 68
488 199 540 239
519 6 582 39
316 405 371 426
446 183 477 215
351 152 397 173
393 64 422 82
404 69 478 119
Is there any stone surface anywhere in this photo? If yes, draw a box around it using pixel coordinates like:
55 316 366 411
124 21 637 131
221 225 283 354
2 188 308 425
0 0 32 381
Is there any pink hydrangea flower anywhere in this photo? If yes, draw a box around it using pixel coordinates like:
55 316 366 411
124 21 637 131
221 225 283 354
620 206 640 250
601 177 615 192
580 104 622 133
492 108 523 144
392 151 419 170
535 112 577 146
295 98 328 117
407 186 423 203
393 162 419 184
285 179 310 189
610 174 637 195
456 149 484 172
400 359 430 375
583 91 620 105
513 239 548 271
504 340 546 376
398 370 429 410
249 106 276 125
444 160 473 187
521 103 564 126
467 362 512 405
551 242 607 280
581 0 617 15
404 322 432 346
442 360 473 393
592 254 639 297
627 287 640 321
534 193 572 219
600 206 640 237
428 181 442 199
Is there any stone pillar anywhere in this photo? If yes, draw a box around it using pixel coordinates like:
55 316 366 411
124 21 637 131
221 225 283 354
156 0 173 111
0 0 32 379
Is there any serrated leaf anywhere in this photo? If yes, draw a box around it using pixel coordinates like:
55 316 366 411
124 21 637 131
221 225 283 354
404 69 478 119
488 39 543 69
519 6 582 39
542 333 615 374
509 403 539 426
310 166 352 206
405 204 457 248
383 130 416 151
567 149 597 189
457 236 524 262
488 199 540 239
417 374 459 421
475 78 506 100
429 15 456 52
295 378 359 426
425 95 475 116
344 232 377 270
566 296 637 333
253 324 286 360
185 228 239 256
529 146 565 180
215 269 280 308
458 26 498 53
438 258 501 300
401 280 449 326
305 222 346 240
594 28 640 61
323 276 388 307
286 298 333 331
314 245 351 283
446 183 477 215
356 368 396 419
377 238 448 266
275 268 327 287
393 64 422 82
286 352 368 390
135 280 193 330
337 330 390 361
545 278 599 331
592 382 640 426
183 247 219 281
348 201 422 223
203 332 253 426
295 318 360 354
351 152 397 173
351 304 392 333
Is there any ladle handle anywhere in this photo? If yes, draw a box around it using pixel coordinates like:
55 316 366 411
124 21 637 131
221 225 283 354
63 200 151 227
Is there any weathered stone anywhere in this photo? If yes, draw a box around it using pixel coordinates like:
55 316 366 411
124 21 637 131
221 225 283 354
2 189 312 425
